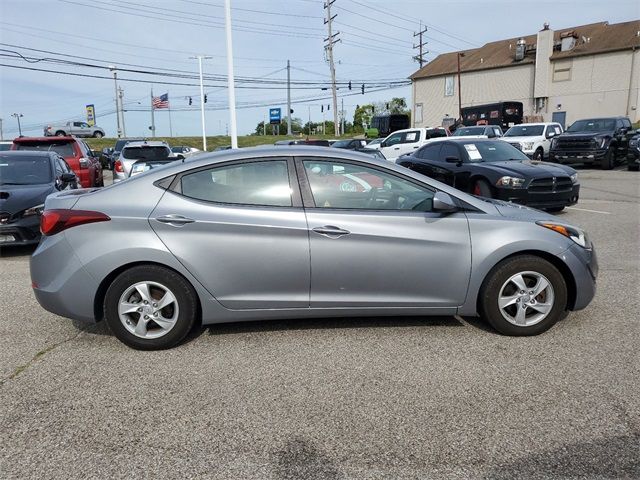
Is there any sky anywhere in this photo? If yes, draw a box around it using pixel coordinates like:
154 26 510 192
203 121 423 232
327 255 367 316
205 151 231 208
1 0 638 139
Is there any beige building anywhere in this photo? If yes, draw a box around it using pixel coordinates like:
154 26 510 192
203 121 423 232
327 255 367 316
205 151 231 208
409 20 640 129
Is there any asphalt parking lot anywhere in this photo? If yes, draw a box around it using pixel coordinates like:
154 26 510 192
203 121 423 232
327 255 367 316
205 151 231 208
1 168 638 479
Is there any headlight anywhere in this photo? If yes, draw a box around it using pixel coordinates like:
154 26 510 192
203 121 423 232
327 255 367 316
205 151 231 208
597 137 608 149
570 173 578 184
537 221 590 248
550 138 557 149
23 204 44 217
496 176 526 188
522 141 534 150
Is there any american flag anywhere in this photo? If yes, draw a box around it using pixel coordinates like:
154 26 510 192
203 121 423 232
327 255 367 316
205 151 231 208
152 93 169 109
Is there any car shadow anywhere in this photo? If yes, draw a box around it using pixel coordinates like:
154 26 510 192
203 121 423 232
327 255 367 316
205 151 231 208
0 244 37 258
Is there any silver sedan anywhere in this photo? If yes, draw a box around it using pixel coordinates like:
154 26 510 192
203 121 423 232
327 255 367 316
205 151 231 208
30 147 597 349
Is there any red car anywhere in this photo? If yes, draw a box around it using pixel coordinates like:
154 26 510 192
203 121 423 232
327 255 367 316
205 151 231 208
12 136 103 188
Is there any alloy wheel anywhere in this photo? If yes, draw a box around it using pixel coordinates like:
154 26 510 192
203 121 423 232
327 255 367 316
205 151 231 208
117 281 179 339
497 271 555 327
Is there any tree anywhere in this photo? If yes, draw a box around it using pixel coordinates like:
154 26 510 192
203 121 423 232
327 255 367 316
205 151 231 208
253 117 303 136
353 104 375 132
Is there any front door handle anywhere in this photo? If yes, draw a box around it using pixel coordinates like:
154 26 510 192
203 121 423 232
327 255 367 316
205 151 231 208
156 214 195 226
312 225 351 238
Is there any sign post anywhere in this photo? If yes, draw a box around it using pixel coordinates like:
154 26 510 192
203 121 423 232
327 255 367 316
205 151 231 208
269 108 281 136
85 104 96 126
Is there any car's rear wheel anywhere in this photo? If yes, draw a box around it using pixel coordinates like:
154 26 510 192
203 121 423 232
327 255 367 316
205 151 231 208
628 163 639 171
546 206 564 213
479 255 568 336
93 131 103 138
104 265 198 350
472 179 492 198
601 149 614 170
533 148 544 161
55 131 66 136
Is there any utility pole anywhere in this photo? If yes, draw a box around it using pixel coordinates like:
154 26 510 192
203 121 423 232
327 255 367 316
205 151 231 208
413 22 428 68
308 105 311 136
190 55 213 150
324 0 340 137
286 60 292 135
109 66 122 138
457 52 465 122
11 113 23 136
341 97 345 135
118 87 126 137
224 0 238 148
0 118 3 140
150 87 156 138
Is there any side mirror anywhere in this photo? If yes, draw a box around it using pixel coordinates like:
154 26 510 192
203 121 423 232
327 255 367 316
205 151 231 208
445 156 460 164
60 173 77 183
176 154 185 160
433 191 458 213
102 147 112 155
546 131 555 139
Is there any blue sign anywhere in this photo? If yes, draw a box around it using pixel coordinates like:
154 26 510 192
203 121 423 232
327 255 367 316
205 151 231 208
269 108 281 124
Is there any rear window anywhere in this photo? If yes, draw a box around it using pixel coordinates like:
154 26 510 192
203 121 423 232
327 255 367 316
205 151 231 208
0 155 52 185
453 127 486 136
15 142 76 157
122 146 171 160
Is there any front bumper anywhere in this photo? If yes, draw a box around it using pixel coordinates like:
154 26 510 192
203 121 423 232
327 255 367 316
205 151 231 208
495 184 580 209
549 149 607 165
0 216 41 246
560 242 598 311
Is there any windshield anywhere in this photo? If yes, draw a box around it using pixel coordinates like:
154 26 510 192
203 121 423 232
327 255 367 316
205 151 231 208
453 127 486 136
462 141 529 162
15 142 75 157
332 140 353 148
0 143 12 151
504 125 544 137
568 119 616 132
0 155 52 185
122 146 171 160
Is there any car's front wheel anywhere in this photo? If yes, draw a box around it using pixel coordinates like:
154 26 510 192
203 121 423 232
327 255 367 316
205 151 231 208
601 149 614 170
104 265 198 350
93 131 103 138
472 179 492 198
479 255 568 336
533 148 544 161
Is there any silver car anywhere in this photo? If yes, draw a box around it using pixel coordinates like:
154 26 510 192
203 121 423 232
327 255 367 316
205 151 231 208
30 147 597 350
113 141 179 182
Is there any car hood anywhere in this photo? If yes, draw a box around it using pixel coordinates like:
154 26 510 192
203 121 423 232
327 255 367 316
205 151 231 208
478 197 556 222
0 183 54 214
558 131 611 139
502 136 543 143
477 160 575 178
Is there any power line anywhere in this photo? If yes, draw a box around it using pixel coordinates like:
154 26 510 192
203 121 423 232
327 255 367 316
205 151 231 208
177 0 323 19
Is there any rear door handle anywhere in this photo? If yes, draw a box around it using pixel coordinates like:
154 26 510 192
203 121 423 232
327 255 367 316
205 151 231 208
312 225 351 238
155 214 195 226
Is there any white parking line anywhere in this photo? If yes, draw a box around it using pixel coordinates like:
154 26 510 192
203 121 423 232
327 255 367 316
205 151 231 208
565 206 611 215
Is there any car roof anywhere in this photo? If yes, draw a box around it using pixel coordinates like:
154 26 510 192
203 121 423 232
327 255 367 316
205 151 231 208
13 136 76 142
123 141 169 148
439 138 500 143
0 150 55 158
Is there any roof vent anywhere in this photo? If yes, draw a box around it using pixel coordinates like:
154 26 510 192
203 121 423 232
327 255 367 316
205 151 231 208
542 22 550 31
515 38 526 61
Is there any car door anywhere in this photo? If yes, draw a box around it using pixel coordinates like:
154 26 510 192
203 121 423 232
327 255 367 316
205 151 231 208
396 130 423 157
379 131 405 159
297 156 471 308
150 157 311 309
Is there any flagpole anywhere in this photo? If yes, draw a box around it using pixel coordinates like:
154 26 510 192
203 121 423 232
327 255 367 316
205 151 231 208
224 0 238 149
150 87 155 138
167 92 173 138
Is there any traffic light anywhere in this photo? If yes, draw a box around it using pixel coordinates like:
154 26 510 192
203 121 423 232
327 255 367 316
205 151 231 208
386 103 389 110
327 104 330 111
361 83 365 94
204 94 208 103
321 105 324 113
348 81 352 90
188 97 192 105
290 109 294 114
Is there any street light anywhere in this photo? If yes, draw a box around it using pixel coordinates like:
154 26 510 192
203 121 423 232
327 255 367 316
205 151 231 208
190 55 213 151
11 113 23 136
109 65 122 138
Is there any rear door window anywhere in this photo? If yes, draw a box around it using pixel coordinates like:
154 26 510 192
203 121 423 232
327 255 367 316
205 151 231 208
416 143 442 160
15 142 76 157
440 144 461 162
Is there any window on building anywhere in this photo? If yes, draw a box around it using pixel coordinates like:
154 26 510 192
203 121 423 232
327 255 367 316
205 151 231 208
415 103 423 124
553 60 572 82
444 76 455 96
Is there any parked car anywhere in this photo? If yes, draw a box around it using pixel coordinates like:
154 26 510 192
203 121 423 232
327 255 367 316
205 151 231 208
12 136 103 188
213 145 232 151
103 137 145 170
172 146 201 157
129 158 180 178
548 116 633 169
0 151 77 246
364 138 384 150
354 148 386 160
397 139 579 212
627 129 640 171
31 146 597 349
451 125 504 138
44 121 105 138
274 139 331 147
0 141 13 151
113 141 182 183
378 127 449 161
502 123 563 160
331 139 369 150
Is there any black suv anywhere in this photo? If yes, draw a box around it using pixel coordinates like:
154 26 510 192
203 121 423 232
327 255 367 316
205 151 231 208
549 116 633 169
627 129 640 171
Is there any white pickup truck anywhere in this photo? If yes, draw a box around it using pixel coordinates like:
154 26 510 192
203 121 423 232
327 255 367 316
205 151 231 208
501 122 563 160
44 121 105 138
376 127 449 161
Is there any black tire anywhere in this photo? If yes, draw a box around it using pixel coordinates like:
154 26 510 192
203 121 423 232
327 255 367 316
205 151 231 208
95 173 104 187
472 179 492 198
93 131 103 138
628 163 639 171
104 265 198 350
533 148 544 161
55 130 66 136
479 255 568 336
546 207 565 213
601 149 614 170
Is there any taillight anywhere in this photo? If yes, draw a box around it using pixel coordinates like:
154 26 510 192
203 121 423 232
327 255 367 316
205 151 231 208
114 160 123 173
79 157 89 168
40 209 110 236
